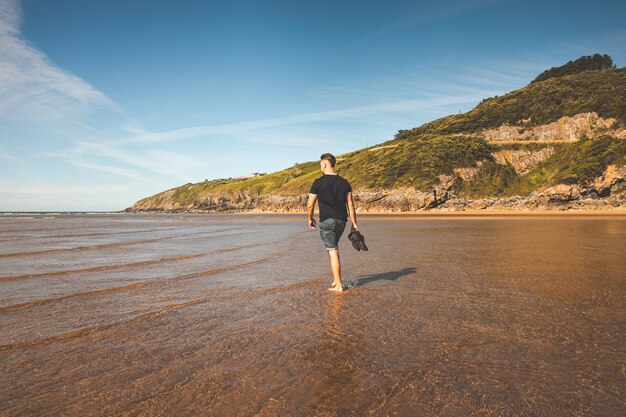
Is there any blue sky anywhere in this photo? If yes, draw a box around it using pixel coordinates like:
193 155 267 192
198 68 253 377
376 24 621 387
1 0 625 211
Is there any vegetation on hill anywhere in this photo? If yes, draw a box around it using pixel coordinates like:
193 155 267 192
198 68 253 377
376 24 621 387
131 56 626 211
395 67 626 139
336 136 491 190
152 161 322 206
532 54 615 83
461 136 626 197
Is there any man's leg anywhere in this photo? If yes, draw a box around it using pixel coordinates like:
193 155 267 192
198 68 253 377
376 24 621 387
327 249 342 291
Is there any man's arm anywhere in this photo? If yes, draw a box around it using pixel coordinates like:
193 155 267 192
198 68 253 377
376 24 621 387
306 193 318 229
346 192 359 231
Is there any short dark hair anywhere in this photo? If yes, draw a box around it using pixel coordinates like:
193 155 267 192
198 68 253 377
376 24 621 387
320 153 336 167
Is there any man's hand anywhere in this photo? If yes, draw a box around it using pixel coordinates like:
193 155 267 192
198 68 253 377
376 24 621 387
307 193 318 230
346 192 359 233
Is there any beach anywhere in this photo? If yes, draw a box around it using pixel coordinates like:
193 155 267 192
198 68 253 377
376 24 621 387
1 213 625 416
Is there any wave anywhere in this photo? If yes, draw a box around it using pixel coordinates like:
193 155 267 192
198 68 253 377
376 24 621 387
0 299 205 352
0 229 243 259
0 241 295 314
0 226 184 241
0 232 305 352
0 243 263 282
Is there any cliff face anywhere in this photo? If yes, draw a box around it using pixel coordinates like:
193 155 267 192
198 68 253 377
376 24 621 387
481 112 624 143
491 147 555 175
128 165 626 213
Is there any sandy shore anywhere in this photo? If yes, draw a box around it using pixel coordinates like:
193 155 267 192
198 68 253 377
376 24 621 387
1 214 624 416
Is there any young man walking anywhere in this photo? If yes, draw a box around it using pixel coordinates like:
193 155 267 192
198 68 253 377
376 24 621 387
307 153 359 292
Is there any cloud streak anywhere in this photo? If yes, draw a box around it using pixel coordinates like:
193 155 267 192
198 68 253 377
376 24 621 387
367 0 513 39
0 183 126 195
69 141 201 182
0 146 17 160
69 160 145 181
0 0 116 121
115 94 482 145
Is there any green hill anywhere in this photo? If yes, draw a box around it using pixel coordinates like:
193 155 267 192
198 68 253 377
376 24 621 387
128 56 626 212
531 53 615 83
395 66 625 138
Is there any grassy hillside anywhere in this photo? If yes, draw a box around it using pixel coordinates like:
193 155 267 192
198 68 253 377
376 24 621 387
459 136 626 197
337 136 492 190
395 67 626 139
153 160 322 205
131 59 626 210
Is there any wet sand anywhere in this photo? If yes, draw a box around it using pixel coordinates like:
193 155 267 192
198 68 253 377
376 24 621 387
0 213 625 416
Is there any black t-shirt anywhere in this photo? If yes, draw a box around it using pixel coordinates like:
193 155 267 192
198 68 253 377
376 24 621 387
309 174 352 221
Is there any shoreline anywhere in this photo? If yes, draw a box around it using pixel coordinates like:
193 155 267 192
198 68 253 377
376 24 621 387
121 209 626 220
5 209 626 220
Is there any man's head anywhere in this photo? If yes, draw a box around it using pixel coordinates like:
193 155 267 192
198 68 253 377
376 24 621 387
320 153 336 172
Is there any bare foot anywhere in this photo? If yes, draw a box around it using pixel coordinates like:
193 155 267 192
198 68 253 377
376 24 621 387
330 281 337 287
328 285 343 292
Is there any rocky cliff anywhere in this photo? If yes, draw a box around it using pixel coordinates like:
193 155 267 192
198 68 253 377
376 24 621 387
480 112 625 143
491 147 555 175
129 164 626 213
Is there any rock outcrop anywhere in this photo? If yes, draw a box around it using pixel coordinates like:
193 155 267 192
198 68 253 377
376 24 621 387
436 165 626 211
453 164 482 181
491 147 555 175
481 112 624 142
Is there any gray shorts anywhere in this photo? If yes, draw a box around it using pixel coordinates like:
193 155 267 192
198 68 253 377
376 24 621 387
319 218 346 251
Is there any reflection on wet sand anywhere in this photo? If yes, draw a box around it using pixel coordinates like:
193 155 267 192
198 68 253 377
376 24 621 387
314 295 350 412
0 213 625 416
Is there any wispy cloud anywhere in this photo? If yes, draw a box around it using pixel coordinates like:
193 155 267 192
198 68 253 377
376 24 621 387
549 28 626 65
69 160 145 181
113 94 482 145
70 141 201 182
0 182 126 195
0 0 117 121
309 66 523 108
414 0 511 21
0 146 17 160
109 59 531 147
368 0 513 39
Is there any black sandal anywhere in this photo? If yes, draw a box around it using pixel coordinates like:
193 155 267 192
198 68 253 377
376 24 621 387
348 230 368 251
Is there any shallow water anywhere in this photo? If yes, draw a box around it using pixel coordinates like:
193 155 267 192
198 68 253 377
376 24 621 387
0 213 625 416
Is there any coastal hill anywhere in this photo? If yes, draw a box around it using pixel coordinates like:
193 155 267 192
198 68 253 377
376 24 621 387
128 55 626 212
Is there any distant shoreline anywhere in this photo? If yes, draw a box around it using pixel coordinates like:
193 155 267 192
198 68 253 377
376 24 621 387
5 209 625 218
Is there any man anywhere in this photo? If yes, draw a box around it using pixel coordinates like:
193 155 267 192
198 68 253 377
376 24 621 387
307 153 359 292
